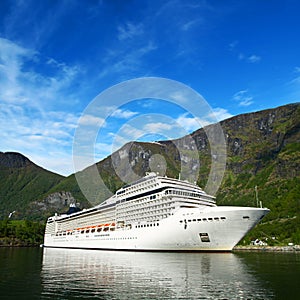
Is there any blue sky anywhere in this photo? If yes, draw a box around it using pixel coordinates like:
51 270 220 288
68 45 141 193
0 0 299 176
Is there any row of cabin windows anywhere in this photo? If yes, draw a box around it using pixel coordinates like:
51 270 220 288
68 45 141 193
58 220 114 232
58 213 114 231
180 216 226 223
118 204 173 216
125 212 171 224
117 194 158 211
117 180 159 196
117 198 173 215
55 234 138 240
55 221 162 236
135 223 160 228
55 226 114 236
117 209 173 223
165 189 204 199
99 237 138 240
81 227 113 234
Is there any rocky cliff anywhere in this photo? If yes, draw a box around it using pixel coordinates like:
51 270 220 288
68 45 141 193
29 191 78 214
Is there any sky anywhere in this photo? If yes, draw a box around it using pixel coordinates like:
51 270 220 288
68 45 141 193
0 0 299 176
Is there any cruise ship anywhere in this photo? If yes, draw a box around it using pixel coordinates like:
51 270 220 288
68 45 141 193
44 172 269 251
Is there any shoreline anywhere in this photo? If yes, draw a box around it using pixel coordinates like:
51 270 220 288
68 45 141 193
233 245 300 252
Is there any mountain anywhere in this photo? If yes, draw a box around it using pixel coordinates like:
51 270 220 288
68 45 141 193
0 152 89 220
1 103 299 244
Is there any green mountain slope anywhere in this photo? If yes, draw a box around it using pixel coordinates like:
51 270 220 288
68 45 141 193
216 103 300 244
0 152 65 220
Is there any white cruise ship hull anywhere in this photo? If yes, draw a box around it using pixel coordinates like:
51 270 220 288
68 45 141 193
44 206 269 251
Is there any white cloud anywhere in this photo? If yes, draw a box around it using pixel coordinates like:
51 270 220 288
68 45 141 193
247 54 261 63
230 42 261 64
111 108 138 119
233 90 254 107
94 142 113 161
0 38 35 103
0 37 85 175
110 130 138 152
290 76 300 85
98 41 156 79
0 37 82 109
117 22 144 41
238 52 261 63
285 67 300 101
0 103 79 175
144 122 173 132
31 151 76 176
209 108 233 121
181 18 202 31
291 67 300 84
175 113 206 132
99 19 156 80
238 53 245 60
78 114 106 127
229 40 238 51
169 91 189 104
119 124 145 140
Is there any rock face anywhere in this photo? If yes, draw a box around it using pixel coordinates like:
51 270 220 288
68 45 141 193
220 103 300 178
30 191 79 214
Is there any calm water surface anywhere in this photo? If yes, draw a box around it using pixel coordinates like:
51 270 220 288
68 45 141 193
0 247 299 299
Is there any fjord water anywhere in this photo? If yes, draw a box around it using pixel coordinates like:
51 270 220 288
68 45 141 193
0 248 299 299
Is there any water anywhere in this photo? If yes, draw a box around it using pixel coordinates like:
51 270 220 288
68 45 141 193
0 248 299 299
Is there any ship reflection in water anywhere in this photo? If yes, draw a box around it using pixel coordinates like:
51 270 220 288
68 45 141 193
41 248 274 299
